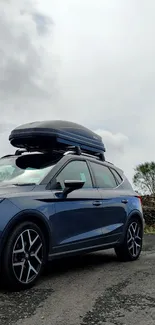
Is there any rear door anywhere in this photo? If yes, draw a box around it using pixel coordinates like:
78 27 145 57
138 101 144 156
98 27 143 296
89 161 127 243
50 159 105 253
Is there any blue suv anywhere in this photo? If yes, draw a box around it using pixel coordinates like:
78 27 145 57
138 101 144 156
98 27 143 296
0 149 144 290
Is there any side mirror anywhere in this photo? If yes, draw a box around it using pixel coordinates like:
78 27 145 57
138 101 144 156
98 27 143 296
63 180 85 197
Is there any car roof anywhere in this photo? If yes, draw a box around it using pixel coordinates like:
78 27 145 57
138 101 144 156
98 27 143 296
0 151 123 174
61 153 123 174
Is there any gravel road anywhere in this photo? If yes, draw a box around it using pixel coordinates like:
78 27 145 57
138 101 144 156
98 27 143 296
0 234 155 325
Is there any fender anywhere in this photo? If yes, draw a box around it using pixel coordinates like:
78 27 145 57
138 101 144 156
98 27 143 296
0 209 53 259
118 209 144 244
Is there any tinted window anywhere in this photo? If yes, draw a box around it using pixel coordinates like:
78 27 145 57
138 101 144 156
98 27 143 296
110 168 123 185
56 160 92 189
90 162 117 189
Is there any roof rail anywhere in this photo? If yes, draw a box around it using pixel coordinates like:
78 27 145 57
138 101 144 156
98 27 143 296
0 154 15 159
105 160 114 165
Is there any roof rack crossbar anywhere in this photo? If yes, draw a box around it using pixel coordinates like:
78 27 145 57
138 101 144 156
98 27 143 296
64 146 105 161
2 145 105 161
15 149 28 156
64 150 99 159
75 146 81 155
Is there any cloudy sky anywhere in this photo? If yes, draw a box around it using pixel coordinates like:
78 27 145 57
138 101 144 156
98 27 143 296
0 0 154 183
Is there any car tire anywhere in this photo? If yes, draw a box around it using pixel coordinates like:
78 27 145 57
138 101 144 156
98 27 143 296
115 218 143 262
2 221 47 291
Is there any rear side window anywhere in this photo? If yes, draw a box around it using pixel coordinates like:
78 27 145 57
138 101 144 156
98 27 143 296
55 160 92 189
90 162 117 189
110 168 123 185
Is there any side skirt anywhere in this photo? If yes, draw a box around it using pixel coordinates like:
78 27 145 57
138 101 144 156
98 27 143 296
48 240 120 261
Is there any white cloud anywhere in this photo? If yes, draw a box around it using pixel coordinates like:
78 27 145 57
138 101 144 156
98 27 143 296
95 129 129 155
95 129 132 179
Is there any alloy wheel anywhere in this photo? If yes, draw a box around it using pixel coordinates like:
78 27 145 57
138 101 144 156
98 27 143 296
127 221 142 258
12 229 43 284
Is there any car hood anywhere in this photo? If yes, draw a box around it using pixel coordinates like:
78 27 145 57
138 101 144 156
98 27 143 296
0 184 36 197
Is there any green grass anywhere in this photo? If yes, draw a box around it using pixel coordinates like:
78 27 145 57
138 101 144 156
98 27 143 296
144 225 155 234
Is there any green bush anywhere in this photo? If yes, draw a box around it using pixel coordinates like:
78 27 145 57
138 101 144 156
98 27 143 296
143 206 155 226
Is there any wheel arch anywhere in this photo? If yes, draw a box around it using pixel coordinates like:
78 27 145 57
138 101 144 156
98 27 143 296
0 210 52 261
119 210 144 244
128 210 144 227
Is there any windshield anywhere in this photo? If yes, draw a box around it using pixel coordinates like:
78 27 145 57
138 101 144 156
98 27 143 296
0 153 56 185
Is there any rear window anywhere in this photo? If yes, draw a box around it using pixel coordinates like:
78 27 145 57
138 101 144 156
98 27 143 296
110 168 123 185
90 162 117 189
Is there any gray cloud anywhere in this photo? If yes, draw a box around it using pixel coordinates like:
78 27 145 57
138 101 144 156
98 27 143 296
0 0 154 183
40 0 154 181
32 13 52 35
0 0 58 125
0 123 16 134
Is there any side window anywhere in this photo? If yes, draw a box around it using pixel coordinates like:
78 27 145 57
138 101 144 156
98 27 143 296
90 162 117 189
110 168 123 185
55 160 92 189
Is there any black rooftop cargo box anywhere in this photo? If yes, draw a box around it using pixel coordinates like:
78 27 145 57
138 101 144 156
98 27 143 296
9 120 105 156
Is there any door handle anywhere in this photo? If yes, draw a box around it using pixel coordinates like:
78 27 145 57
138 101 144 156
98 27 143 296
121 199 128 204
93 200 102 207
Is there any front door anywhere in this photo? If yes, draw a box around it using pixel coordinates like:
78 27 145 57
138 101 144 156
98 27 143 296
50 159 105 254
